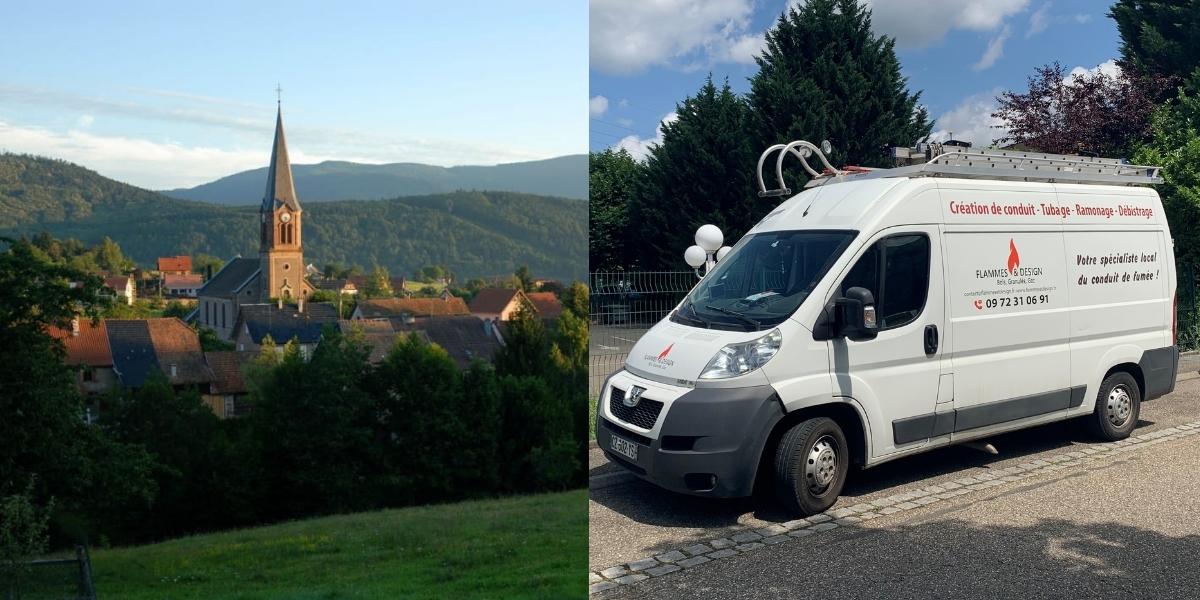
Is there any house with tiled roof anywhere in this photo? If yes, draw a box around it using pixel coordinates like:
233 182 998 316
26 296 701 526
163 273 205 298
47 318 116 399
203 351 252 418
103 276 135 305
390 315 504 369
157 255 193 275
525 292 564 320
337 320 399 363
468 288 529 321
232 302 340 357
105 318 212 389
315 278 358 296
351 296 470 321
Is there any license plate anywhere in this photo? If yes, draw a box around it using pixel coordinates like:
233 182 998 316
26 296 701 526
609 434 639 462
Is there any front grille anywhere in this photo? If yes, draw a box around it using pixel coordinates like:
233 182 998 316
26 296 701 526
609 386 664 430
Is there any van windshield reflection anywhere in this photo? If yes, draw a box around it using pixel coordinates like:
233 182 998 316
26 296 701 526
676 230 856 330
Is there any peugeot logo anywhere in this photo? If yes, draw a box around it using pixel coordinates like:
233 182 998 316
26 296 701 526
623 386 646 408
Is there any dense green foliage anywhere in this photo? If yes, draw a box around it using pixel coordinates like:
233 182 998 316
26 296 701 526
588 149 638 270
0 239 157 548
0 154 586 280
589 0 931 270
1133 79 1200 268
161 155 587 203
749 0 930 170
89 491 586 600
1110 0 1200 86
634 77 765 270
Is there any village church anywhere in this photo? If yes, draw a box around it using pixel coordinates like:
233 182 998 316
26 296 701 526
196 106 315 339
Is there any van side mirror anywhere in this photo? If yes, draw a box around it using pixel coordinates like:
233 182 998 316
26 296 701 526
836 287 878 341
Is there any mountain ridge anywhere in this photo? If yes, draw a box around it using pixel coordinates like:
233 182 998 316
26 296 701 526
160 154 587 204
0 153 585 280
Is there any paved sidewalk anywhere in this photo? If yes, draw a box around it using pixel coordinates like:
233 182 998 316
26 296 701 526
599 421 1200 598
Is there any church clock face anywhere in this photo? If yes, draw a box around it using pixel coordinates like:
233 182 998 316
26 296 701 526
280 212 292 223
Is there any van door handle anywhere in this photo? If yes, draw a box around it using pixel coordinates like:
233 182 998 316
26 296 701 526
924 324 939 355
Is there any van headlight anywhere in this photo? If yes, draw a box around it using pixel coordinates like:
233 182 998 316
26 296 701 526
699 329 782 379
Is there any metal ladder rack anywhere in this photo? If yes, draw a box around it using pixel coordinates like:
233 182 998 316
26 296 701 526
756 140 1163 197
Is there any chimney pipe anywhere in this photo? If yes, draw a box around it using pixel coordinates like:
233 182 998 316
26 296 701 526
71 317 80 337
278 297 283 310
206 264 213 281
298 297 305 313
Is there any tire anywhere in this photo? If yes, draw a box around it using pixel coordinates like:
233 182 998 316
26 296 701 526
774 417 849 515
1086 371 1141 441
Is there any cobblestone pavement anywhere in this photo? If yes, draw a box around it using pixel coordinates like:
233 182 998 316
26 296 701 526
589 373 1200 596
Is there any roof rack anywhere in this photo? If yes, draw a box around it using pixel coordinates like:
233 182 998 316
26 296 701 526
756 140 1163 197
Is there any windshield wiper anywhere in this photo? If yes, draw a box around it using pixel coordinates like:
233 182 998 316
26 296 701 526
704 304 760 329
680 301 710 328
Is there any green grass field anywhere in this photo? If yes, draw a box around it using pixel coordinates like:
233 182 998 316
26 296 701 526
88 490 585 600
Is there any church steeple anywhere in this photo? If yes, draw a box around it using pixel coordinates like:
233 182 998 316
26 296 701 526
262 106 300 212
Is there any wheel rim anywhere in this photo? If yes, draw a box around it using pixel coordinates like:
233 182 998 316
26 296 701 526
1107 384 1133 427
805 435 838 494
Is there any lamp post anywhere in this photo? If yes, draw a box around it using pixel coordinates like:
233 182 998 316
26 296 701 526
684 224 733 279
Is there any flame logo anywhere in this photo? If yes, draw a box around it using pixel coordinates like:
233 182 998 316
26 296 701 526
658 343 674 360
1007 239 1020 273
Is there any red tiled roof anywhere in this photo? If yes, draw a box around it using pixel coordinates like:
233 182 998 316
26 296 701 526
47 319 112 367
525 292 564 319
468 288 522 314
356 297 470 319
164 273 204 288
157 256 193 272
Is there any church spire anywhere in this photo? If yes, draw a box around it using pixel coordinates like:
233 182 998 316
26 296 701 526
262 104 300 212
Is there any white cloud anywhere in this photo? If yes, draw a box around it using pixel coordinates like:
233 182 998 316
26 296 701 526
590 95 610 118
1072 13 1092 23
1027 2 1050 37
76 114 94 128
1068 59 1121 80
613 112 678 160
929 89 1007 148
863 0 1028 48
972 25 1011 71
589 0 758 74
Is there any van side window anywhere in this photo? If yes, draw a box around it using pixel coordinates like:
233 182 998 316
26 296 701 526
841 233 930 330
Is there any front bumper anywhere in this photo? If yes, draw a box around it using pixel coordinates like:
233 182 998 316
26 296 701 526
596 372 784 498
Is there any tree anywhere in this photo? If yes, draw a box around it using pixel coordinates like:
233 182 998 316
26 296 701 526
589 149 640 270
492 301 548 378
363 264 393 298
1132 79 1200 268
630 77 760 270
749 0 930 172
514 265 533 292
0 481 54 595
1110 0 1200 88
993 62 1158 157
95 236 131 274
192 253 224 278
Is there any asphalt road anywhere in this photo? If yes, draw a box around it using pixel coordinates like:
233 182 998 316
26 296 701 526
591 373 1200 598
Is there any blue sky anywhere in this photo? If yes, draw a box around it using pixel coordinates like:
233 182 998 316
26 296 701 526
590 0 1121 157
0 1 587 189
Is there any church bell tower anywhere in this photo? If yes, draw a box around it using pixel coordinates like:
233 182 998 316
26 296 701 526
259 104 307 302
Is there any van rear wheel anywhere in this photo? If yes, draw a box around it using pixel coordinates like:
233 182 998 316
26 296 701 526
1087 372 1141 441
774 417 849 516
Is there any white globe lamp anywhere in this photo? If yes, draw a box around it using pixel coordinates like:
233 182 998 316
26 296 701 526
695 224 724 252
684 245 707 269
716 246 732 262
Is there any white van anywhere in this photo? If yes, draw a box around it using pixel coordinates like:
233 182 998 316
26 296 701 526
596 142 1179 515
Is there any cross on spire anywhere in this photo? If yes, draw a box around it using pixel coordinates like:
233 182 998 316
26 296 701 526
275 83 282 106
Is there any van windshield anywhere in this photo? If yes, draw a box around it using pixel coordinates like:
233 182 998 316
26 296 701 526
674 230 856 331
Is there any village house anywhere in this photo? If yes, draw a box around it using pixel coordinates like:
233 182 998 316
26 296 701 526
351 294 470 321
157 255 193 276
103 275 136 305
164 273 205 298
48 318 116 422
468 288 532 321
315 278 358 296
525 291 564 320
105 318 213 391
232 301 340 357
202 350 251 418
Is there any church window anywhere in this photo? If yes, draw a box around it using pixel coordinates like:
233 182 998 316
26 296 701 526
222 303 226 328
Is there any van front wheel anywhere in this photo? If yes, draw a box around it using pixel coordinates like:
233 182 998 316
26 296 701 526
774 417 849 515
1087 372 1141 441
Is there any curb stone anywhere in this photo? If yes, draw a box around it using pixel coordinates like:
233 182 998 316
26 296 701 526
588 418 1200 595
